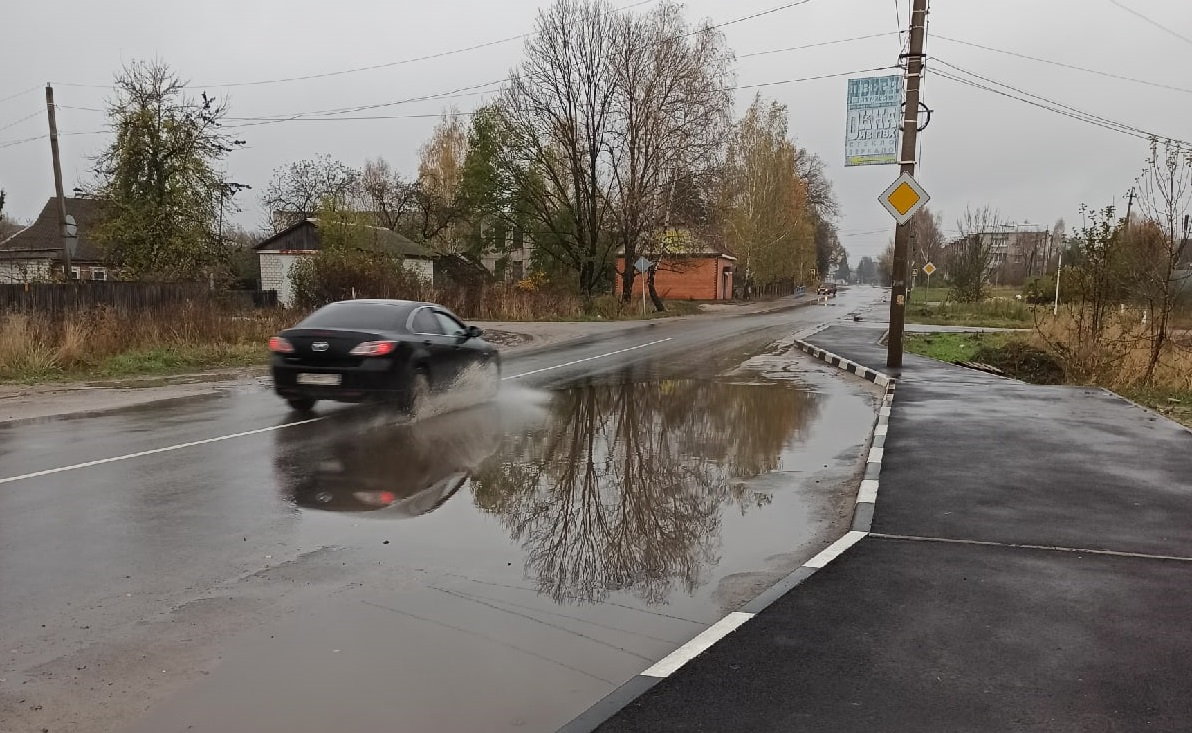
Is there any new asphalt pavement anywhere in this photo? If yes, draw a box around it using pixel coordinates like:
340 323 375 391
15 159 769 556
593 315 1192 732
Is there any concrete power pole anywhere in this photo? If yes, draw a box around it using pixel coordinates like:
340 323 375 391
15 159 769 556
887 0 930 369
45 83 72 277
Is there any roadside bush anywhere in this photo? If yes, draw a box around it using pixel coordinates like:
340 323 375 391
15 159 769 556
289 249 428 309
971 341 1065 385
1022 276 1055 305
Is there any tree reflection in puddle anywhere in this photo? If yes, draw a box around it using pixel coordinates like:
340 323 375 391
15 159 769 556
472 377 822 606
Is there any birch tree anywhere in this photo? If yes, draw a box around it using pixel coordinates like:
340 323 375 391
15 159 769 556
715 95 816 295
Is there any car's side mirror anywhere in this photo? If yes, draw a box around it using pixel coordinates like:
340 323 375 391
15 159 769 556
465 325 483 340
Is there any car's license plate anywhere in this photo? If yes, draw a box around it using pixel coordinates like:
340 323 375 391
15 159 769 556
297 373 341 386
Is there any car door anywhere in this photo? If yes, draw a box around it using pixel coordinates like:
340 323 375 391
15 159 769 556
408 305 457 386
431 310 475 382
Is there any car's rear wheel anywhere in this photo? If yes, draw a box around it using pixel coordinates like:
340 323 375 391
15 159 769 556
286 397 317 413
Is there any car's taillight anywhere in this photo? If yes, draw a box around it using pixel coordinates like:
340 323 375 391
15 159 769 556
269 336 294 354
349 340 397 357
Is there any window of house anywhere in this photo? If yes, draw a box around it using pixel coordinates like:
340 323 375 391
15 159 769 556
91 268 107 281
69 266 80 280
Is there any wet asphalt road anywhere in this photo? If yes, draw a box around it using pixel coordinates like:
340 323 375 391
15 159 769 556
0 288 885 733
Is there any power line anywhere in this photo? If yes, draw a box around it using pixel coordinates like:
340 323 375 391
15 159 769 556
0 130 105 151
738 32 898 59
44 0 822 99
0 85 41 106
1106 0 1192 48
934 35 1192 95
0 134 44 150
221 63 894 130
933 58 1189 145
736 66 898 91
194 34 530 89
222 79 507 128
53 0 662 92
712 0 817 29
0 109 42 134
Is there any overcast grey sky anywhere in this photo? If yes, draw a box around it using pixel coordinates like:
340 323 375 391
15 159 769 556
1 0 1189 261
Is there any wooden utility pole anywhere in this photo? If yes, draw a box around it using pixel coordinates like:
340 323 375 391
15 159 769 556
887 0 929 369
45 83 72 276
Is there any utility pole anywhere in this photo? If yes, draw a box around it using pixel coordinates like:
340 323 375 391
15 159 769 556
45 83 72 277
887 0 929 369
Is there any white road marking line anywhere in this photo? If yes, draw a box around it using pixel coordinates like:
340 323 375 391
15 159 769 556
804 530 868 569
501 338 674 380
0 337 676 486
870 532 1192 563
0 418 324 485
641 612 754 678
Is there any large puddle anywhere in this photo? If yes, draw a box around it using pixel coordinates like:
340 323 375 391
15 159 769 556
272 352 877 613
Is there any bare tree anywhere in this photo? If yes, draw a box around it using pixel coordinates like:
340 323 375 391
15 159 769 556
947 206 1002 302
500 0 621 300
0 190 22 240
907 206 945 269
607 2 734 309
358 157 417 232
1134 138 1192 383
260 155 359 232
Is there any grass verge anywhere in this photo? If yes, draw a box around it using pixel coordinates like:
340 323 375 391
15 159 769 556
907 327 1192 429
904 331 1021 363
1120 388 1192 430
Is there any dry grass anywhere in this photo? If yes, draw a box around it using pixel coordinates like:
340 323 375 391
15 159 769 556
0 285 705 383
1033 309 1192 392
0 305 293 382
429 284 586 321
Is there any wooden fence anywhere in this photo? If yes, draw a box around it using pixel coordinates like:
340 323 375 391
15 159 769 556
0 282 276 314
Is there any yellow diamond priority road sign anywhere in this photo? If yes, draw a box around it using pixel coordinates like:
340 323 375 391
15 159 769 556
922 262 936 276
879 172 930 225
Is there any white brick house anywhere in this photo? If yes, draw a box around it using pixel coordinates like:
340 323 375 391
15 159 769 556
255 218 435 307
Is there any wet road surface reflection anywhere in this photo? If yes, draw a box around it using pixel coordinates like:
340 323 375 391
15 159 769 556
275 370 835 608
473 377 821 605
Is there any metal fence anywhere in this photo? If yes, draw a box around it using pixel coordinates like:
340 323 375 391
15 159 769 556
0 282 278 314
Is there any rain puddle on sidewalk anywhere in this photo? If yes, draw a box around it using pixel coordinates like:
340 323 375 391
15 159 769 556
272 348 878 617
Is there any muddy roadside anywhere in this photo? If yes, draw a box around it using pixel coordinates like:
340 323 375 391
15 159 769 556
0 294 817 423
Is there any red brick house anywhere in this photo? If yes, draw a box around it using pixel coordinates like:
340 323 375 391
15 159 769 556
615 228 736 301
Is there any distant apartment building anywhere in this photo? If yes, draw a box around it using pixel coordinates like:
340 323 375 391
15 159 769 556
941 224 1054 285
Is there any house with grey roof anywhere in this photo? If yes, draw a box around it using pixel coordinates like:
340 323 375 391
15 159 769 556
254 217 435 307
0 197 109 283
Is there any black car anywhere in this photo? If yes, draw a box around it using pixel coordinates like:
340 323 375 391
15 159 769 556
268 299 500 412
817 282 838 296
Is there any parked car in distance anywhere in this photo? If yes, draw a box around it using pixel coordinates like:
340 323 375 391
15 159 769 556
268 299 500 413
818 282 838 296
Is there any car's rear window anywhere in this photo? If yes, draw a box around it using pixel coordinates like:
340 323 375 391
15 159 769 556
297 303 410 331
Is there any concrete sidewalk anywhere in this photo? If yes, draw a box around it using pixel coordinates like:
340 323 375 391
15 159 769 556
586 319 1192 732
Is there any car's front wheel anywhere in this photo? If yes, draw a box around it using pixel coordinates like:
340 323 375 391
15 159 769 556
286 397 317 413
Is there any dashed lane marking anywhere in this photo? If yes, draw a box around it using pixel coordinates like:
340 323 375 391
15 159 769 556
0 337 675 486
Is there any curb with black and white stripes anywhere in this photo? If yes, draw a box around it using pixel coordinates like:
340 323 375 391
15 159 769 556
557 326 897 733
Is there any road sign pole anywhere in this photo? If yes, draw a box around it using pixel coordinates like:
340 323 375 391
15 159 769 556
887 0 929 369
